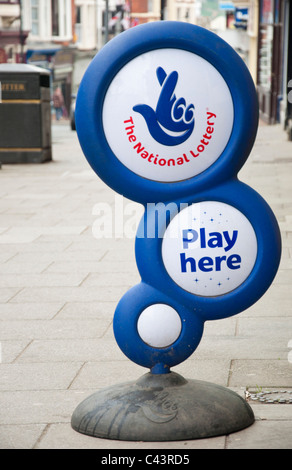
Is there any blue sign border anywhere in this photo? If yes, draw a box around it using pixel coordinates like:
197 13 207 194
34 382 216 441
113 179 281 371
76 21 281 372
75 21 258 204
135 180 281 321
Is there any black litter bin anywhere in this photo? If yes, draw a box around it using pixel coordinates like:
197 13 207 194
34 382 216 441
0 64 52 163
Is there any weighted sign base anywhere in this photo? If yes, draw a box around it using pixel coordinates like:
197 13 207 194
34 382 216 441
71 371 254 441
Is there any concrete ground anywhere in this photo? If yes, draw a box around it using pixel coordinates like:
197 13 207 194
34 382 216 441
0 120 291 450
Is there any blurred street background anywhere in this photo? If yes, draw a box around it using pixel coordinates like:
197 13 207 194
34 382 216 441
0 1 291 134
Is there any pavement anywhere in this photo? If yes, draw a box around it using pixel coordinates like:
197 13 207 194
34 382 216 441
0 119 291 450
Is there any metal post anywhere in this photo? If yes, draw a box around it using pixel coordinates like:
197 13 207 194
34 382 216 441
160 0 165 20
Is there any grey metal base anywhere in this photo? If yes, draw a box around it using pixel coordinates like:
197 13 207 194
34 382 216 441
71 372 254 441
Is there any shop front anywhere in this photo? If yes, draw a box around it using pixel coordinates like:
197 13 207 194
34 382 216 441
257 0 292 131
26 46 75 117
257 0 284 123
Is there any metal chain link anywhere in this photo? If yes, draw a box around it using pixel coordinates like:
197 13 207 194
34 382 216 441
245 390 292 403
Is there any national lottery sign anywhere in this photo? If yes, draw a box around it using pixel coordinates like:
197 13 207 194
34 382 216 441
102 49 234 182
75 22 281 372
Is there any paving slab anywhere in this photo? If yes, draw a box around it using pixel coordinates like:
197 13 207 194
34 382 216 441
0 302 64 320
15 338 125 363
0 362 83 391
229 360 292 388
0 424 46 449
0 390 89 425
226 420 292 449
0 319 110 340
34 423 226 449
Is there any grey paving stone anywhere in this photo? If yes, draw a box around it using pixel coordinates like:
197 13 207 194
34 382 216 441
0 362 83 391
0 302 64 320
68 358 232 391
229 359 292 388
0 272 87 288
203 317 237 336
80 271 141 287
237 317 292 338
194 336 288 360
0 389 88 425
55 301 116 320
13 249 107 263
16 338 125 363
0 242 72 253
226 420 292 449
0 287 21 302
251 403 292 420
0 251 16 263
10 285 128 303
0 319 110 341
35 423 226 449
69 361 146 390
0 261 53 274
45 260 120 273
0 424 46 449
0 340 31 364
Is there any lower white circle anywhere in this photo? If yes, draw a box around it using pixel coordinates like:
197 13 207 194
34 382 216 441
137 304 182 348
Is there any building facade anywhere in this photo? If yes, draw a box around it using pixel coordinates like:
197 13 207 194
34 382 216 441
253 0 291 136
256 0 286 124
0 0 28 63
225 0 292 139
26 0 75 114
24 0 74 42
168 0 200 23
72 0 199 51
71 0 200 92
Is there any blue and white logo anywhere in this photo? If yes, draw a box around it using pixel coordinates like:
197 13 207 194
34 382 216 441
162 201 258 297
133 67 195 146
102 48 234 182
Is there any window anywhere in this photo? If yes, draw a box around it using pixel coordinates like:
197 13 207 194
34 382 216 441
31 0 39 36
29 0 71 40
260 0 274 24
51 0 59 36
51 0 70 38
76 6 81 24
75 5 81 44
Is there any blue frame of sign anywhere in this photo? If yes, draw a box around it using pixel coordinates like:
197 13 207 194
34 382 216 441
75 21 281 373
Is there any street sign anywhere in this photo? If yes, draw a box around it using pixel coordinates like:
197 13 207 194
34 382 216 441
75 21 259 203
162 200 258 297
103 49 234 182
72 21 281 441
235 8 249 29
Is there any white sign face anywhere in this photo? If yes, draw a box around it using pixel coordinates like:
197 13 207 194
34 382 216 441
162 201 258 296
102 49 234 182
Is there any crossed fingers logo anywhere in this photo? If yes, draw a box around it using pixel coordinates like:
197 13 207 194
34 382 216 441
133 67 195 146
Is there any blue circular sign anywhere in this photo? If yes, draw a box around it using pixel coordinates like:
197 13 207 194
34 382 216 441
76 21 258 203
